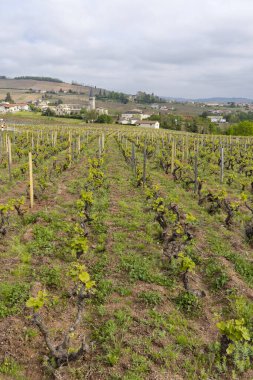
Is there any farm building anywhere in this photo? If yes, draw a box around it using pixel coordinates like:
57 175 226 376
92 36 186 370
118 118 139 125
207 116 227 123
136 121 160 129
121 109 151 121
0 103 30 113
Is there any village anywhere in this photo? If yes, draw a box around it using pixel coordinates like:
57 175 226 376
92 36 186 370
2 81 253 132
0 88 161 129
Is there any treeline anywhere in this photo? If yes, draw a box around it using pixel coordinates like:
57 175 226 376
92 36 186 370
135 91 163 104
202 110 253 124
149 114 221 134
224 111 253 123
96 90 129 104
226 121 253 136
14 76 64 83
96 90 165 105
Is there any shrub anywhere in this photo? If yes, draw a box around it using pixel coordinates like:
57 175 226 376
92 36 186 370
174 291 202 316
205 259 229 291
0 282 29 318
38 266 61 288
138 291 163 306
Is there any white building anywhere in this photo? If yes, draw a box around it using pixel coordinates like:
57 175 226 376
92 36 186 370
121 109 143 119
121 109 152 121
0 103 30 113
136 121 160 129
207 116 227 123
97 107 108 115
54 104 82 116
118 118 139 125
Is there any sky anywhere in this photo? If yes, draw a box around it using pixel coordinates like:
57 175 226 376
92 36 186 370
1 0 253 98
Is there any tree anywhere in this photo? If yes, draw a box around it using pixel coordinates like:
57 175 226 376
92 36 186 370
201 111 209 119
96 114 112 123
29 104 41 112
80 109 98 122
5 92 14 103
42 107 56 117
227 121 253 136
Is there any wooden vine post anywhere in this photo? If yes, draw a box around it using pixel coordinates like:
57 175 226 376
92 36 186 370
7 136 12 181
171 139 175 174
131 142 136 174
68 132 72 164
102 133 105 151
8 136 12 165
29 152 34 209
186 136 189 160
143 140 147 187
36 135 39 152
220 146 224 184
182 137 185 161
77 135 81 155
98 135 102 158
54 131 58 147
194 153 198 193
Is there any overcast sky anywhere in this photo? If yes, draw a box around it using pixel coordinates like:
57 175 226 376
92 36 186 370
1 0 253 98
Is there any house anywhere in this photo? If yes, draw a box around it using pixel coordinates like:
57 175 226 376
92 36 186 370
118 118 130 125
18 103 30 111
121 109 152 123
207 116 227 123
0 102 30 113
210 110 223 115
141 113 152 120
54 104 82 116
96 107 108 115
118 118 139 125
2 104 19 113
136 121 160 129
121 109 143 120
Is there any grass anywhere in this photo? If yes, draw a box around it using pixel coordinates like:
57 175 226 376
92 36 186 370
0 282 30 318
0 357 26 380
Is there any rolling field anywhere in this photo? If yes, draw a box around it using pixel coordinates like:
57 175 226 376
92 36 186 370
0 79 90 105
0 121 252 380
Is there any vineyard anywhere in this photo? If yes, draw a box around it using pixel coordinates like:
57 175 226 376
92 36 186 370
0 122 253 380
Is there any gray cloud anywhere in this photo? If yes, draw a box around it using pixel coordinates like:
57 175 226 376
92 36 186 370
1 0 253 97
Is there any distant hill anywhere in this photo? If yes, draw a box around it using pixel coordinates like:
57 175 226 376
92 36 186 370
195 97 253 104
0 77 91 94
1 77 252 105
14 76 64 83
163 96 253 104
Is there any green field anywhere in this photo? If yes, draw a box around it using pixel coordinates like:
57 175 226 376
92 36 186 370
0 119 252 380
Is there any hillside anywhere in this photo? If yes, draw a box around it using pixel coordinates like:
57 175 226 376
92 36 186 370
0 78 96 104
0 122 253 379
0 78 90 93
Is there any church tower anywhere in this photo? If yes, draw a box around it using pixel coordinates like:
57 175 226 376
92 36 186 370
89 87 96 110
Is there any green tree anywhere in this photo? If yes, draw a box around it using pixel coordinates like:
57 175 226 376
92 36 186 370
80 109 98 122
42 107 56 117
5 92 14 103
227 121 253 136
96 114 112 123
